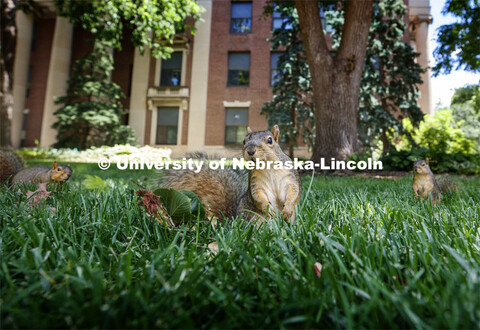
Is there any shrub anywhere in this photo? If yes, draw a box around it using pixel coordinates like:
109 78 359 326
381 109 479 174
16 145 172 163
381 148 480 174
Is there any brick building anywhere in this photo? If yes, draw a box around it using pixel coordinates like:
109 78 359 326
10 0 432 157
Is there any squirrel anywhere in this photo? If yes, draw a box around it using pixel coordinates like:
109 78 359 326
0 150 24 184
161 125 302 223
412 158 457 204
1 150 73 185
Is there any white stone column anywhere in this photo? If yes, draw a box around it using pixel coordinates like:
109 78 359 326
128 48 151 145
40 17 73 147
416 15 433 115
187 0 212 150
12 12 33 148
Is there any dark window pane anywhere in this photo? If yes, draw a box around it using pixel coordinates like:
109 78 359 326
272 3 293 30
228 53 250 70
231 2 252 33
228 70 250 86
228 53 250 86
270 53 282 85
160 52 182 86
160 70 181 86
271 53 281 69
226 108 248 125
225 108 248 144
231 2 251 18
157 107 178 144
162 52 182 69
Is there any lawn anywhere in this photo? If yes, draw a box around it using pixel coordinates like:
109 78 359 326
1 160 479 328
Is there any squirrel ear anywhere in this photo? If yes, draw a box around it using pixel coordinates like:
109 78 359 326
52 161 58 170
272 125 280 142
247 127 253 134
425 157 429 165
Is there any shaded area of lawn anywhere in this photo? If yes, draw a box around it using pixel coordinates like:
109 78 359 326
1 163 479 328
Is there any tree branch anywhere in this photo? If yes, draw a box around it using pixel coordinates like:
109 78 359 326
337 0 374 59
295 0 331 61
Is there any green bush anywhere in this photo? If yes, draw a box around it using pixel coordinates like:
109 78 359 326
381 147 480 174
382 109 479 174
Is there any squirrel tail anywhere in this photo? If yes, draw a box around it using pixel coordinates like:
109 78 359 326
160 153 247 219
437 175 458 194
0 150 24 184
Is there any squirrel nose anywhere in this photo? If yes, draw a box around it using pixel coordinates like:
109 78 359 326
247 148 256 157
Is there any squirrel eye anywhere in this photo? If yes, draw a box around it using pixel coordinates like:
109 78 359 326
267 137 273 144
57 168 62 171
422 164 425 166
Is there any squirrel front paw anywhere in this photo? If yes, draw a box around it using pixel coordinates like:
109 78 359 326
282 204 294 221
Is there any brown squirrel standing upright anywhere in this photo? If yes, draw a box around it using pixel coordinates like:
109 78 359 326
161 125 301 223
412 158 442 204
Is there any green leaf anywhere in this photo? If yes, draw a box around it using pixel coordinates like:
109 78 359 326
179 190 206 218
153 188 205 222
82 175 107 191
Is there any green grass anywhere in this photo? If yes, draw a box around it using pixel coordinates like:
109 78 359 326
1 161 479 328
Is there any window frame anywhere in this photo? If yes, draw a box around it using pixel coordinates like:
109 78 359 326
225 107 249 145
159 51 183 87
230 2 253 34
227 52 251 87
156 107 180 145
271 4 293 31
270 52 283 86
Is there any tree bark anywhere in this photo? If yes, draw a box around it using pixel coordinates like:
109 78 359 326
289 102 295 159
1 0 17 148
296 0 373 161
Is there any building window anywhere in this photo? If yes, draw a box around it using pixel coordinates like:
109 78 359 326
270 52 282 86
156 107 179 145
230 2 252 33
228 53 250 86
272 4 293 30
225 108 248 144
160 51 182 86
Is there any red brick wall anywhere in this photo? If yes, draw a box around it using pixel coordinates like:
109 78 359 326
70 26 93 74
205 0 272 145
112 28 135 115
23 18 55 147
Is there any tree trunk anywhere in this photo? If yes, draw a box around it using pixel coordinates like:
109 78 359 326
296 0 373 161
1 0 17 148
289 102 295 159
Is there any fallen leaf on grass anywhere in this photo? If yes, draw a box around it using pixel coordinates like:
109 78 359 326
313 262 322 278
208 241 219 255
136 189 175 227
26 183 52 206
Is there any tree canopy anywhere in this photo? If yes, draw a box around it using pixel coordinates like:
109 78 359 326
53 42 135 149
261 3 314 157
54 0 203 57
263 0 423 157
433 0 480 75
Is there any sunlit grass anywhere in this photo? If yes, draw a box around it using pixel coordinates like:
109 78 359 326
1 162 479 328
